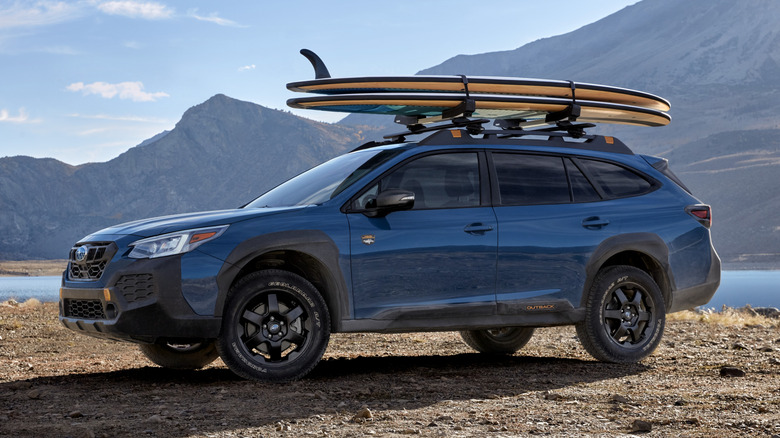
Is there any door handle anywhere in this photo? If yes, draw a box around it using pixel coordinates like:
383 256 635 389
582 216 610 230
464 223 494 235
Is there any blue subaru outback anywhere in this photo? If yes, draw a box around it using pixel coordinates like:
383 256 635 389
60 123 720 382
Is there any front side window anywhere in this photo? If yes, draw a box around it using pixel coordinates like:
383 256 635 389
354 152 480 210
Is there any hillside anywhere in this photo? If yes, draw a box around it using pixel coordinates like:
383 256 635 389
0 95 376 259
339 0 780 267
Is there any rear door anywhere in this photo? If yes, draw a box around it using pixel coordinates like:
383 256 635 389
347 151 498 320
490 152 619 312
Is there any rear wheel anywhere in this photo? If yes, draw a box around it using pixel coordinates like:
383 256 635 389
576 265 665 363
217 270 330 382
460 327 535 354
139 341 218 370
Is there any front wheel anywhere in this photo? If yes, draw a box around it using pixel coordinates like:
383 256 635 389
217 270 330 382
576 265 665 363
139 341 218 370
460 327 535 354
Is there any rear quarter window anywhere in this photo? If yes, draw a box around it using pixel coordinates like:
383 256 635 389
577 158 655 198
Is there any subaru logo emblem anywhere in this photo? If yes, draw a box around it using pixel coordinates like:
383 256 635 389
75 246 88 262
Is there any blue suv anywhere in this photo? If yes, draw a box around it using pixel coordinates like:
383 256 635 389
60 124 720 382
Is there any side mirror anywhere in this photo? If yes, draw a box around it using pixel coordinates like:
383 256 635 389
364 189 415 217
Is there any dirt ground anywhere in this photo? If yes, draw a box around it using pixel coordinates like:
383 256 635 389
0 260 67 277
1 301 779 438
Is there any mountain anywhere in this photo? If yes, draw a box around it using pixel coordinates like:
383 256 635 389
0 95 377 260
416 0 780 147
339 0 780 267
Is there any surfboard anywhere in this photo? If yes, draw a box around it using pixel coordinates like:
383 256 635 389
287 76 670 112
286 93 671 127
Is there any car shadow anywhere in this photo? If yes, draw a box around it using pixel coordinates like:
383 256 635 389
1 352 648 437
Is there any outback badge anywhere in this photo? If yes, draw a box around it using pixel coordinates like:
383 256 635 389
361 234 376 245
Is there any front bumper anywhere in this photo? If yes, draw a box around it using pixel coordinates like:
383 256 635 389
59 256 221 344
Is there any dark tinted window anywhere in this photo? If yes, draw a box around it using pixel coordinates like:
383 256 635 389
565 159 601 203
578 159 653 198
493 153 569 205
356 153 480 210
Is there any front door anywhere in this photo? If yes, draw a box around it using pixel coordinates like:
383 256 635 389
347 152 497 319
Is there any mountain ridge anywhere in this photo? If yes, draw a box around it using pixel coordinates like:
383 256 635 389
0 94 376 259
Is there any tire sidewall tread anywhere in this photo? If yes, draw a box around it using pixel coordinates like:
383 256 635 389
576 265 665 363
216 269 330 382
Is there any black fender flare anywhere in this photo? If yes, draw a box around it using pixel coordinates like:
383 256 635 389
582 233 675 309
214 230 350 330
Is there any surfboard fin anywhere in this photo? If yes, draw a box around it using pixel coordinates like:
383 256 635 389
300 49 331 79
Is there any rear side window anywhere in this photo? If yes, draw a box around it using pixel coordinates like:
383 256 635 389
493 153 569 205
577 159 654 198
565 159 601 203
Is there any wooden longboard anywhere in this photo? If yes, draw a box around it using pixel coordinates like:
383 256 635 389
287 75 670 112
287 93 671 127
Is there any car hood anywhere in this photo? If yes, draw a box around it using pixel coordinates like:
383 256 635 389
83 207 306 240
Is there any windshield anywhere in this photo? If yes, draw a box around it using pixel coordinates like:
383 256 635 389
245 148 403 208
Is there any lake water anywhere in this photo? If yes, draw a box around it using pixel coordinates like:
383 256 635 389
0 271 778 309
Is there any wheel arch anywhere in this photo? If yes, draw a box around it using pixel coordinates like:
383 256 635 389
215 230 350 332
583 233 675 311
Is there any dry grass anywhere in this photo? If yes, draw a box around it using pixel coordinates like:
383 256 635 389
17 298 42 308
669 306 778 327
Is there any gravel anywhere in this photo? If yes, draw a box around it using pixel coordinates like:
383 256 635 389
1 301 779 437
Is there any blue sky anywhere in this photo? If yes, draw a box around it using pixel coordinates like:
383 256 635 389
0 0 637 165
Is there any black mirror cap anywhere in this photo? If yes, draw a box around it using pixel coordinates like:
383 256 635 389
363 190 415 217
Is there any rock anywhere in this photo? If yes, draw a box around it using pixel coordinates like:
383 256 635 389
770 357 780 365
759 346 776 352
68 410 84 418
630 419 652 432
352 407 373 421
147 414 163 423
26 389 41 399
685 417 700 425
719 366 746 377
674 399 687 406
732 343 749 350
543 392 562 401
610 394 631 404
753 307 780 318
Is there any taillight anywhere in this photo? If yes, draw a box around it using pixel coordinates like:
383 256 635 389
686 205 712 228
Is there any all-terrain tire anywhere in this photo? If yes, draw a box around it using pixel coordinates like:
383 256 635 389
576 265 665 363
216 270 330 382
459 327 535 354
139 341 218 370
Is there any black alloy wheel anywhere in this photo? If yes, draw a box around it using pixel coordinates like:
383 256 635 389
217 270 330 382
576 265 665 363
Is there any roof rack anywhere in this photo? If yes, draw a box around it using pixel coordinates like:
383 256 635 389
351 117 603 152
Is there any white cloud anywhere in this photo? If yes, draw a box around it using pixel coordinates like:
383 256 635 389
66 81 170 102
0 108 40 124
0 1 82 29
97 1 174 20
238 64 256 72
187 8 247 27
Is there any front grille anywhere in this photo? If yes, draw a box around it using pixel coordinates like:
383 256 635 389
64 299 106 319
68 242 117 281
115 274 156 303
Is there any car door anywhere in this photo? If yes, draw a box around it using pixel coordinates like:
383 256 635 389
490 152 620 313
347 151 498 320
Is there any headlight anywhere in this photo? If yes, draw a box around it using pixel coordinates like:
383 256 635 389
128 225 229 259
